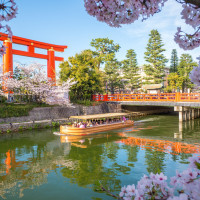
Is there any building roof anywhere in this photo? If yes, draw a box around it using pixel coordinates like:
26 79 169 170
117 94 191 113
70 113 129 120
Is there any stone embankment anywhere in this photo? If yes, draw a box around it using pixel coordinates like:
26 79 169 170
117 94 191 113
0 103 120 133
0 103 173 133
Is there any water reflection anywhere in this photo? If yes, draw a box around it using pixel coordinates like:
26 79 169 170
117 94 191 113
0 116 200 199
120 136 200 155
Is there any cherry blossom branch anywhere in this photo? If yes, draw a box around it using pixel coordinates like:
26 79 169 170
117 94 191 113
119 156 200 200
100 186 121 199
0 0 17 56
185 0 200 7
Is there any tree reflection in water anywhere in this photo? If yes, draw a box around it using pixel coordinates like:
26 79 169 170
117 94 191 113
0 116 200 199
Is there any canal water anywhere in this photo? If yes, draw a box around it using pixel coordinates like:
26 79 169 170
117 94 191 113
0 115 200 200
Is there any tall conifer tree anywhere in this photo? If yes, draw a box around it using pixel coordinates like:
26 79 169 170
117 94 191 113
104 53 122 94
90 38 120 69
122 49 141 91
144 29 168 84
170 49 178 73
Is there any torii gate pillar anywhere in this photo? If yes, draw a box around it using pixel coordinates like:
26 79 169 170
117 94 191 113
47 48 55 81
3 39 13 76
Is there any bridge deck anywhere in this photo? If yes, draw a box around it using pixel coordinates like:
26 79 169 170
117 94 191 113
107 101 200 107
93 93 200 108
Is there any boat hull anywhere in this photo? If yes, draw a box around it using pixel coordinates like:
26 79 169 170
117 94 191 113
60 121 134 135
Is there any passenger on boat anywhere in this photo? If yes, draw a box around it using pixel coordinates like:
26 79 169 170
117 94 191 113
80 124 85 128
88 121 93 127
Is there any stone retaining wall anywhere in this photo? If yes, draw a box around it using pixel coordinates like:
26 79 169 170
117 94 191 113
0 103 174 133
0 103 121 124
0 103 121 133
0 119 67 133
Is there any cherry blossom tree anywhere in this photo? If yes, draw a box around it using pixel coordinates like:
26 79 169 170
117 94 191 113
0 63 76 106
0 64 5 96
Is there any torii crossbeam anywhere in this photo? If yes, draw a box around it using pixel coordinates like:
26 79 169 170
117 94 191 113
0 32 68 81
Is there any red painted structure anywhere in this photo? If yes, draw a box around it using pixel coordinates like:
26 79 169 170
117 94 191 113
92 93 200 102
0 32 68 81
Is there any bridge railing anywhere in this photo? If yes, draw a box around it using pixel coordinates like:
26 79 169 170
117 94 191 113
92 93 200 102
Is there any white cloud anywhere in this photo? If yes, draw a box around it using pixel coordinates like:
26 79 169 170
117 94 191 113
117 0 200 65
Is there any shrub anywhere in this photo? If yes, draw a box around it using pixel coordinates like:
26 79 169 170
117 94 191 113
45 124 50 128
18 126 23 131
34 124 39 129
52 121 60 127
71 99 102 106
6 129 11 133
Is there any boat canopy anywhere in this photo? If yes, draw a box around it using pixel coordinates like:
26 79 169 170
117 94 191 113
69 113 129 120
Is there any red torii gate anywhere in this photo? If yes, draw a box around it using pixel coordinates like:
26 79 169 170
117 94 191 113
0 32 68 81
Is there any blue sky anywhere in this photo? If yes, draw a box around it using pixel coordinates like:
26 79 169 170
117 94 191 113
3 0 200 76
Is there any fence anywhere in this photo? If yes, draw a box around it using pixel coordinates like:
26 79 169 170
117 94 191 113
92 93 200 102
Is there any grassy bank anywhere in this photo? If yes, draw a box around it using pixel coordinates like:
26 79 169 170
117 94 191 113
0 103 53 118
0 100 103 118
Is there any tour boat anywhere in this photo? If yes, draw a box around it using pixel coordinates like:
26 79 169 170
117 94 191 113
60 113 134 136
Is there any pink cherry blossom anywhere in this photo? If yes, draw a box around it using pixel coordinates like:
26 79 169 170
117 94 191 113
0 0 17 56
0 63 77 106
0 0 17 22
189 57 200 86
84 0 168 28
119 156 200 200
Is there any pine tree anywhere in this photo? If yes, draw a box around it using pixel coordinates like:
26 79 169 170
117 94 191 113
170 49 178 73
144 29 168 84
122 49 141 92
104 53 122 94
90 38 120 69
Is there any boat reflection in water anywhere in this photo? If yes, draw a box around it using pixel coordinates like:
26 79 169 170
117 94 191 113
60 133 126 148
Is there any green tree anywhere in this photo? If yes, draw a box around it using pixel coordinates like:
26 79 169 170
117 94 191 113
91 38 120 69
144 29 168 84
165 72 184 92
177 54 198 92
170 49 179 73
104 53 122 94
59 50 103 100
122 49 141 92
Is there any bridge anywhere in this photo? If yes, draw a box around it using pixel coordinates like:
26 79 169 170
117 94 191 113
92 93 200 122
